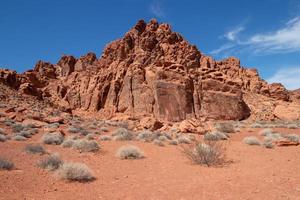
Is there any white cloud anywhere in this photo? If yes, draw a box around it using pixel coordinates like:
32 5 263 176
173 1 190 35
150 1 165 18
211 16 300 55
267 67 300 90
224 26 244 41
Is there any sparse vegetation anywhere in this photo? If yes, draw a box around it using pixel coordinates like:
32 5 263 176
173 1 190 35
283 134 300 143
116 145 144 159
85 133 95 140
56 162 95 182
287 124 298 129
243 136 261 145
24 144 46 154
0 134 7 142
215 122 235 133
112 128 133 141
263 138 274 149
153 139 165 146
99 135 112 141
42 132 64 145
38 154 63 171
61 138 75 148
177 135 192 144
72 139 100 152
0 158 14 170
168 139 178 145
259 128 273 136
100 127 109 132
183 141 226 167
12 135 26 141
136 130 153 141
204 131 228 141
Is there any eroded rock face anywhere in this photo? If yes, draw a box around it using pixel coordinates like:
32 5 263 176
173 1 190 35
0 19 297 122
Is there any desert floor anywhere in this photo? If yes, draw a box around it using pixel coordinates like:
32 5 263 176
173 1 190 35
0 126 300 200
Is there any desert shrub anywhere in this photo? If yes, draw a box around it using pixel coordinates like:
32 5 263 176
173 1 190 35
0 128 4 134
153 139 165 147
259 128 273 136
12 135 26 141
42 132 64 145
136 130 153 141
56 162 95 182
0 134 6 142
177 135 192 144
287 124 298 129
67 126 81 133
243 136 261 145
0 158 14 170
107 120 128 128
100 127 109 132
99 135 112 141
264 132 283 141
157 135 168 141
28 128 39 135
263 138 274 149
168 139 178 145
112 128 133 141
17 130 32 138
283 134 300 143
88 125 97 130
116 145 144 159
73 139 100 152
46 123 60 129
215 122 235 133
183 141 226 167
0 112 6 117
4 121 14 126
85 134 95 140
188 134 196 141
204 131 228 141
61 138 75 148
24 123 37 129
24 144 46 154
250 123 263 128
12 124 25 133
38 154 63 171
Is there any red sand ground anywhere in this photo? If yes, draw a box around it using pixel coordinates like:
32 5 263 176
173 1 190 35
0 128 300 200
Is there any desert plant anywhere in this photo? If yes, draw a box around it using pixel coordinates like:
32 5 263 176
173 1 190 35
17 130 32 138
215 122 235 133
0 158 14 170
0 128 4 134
67 126 81 133
177 135 192 144
56 162 95 182
112 128 133 141
0 134 6 142
42 132 64 145
99 135 112 141
12 135 26 141
136 130 153 141
263 138 274 149
204 131 228 141
283 134 300 143
72 139 100 152
12 124 25 133
259 128 273 136
168 139 178 145
243 136 261 145
37 154 63 171
250 123 263 128
157 135 168 141
183 141 226 167
153 139 165 147
287 124 298 129
85 134 95 140
116 145 144 159
24 144 46 154
264 132 283 141
61 138 75 148
100 127 109 132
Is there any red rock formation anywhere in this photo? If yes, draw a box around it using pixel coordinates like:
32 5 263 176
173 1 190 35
0 19 297 122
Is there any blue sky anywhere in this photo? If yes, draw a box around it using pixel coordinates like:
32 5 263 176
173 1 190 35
1 0 300 89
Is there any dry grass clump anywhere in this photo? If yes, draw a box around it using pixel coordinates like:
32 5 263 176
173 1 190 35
259 128 274 136
99 135 112 141
0 134 7 142
136 130 153 142
183 141 226 167
177 135 192 144
116 145 144 159
24 144 46 154
72 139 100 152
56 162 95 182
42 132 64 145
204 131 228 141
11 124 25 133
85 133 95 140
12 135 26 141
168 139 178 145
153 139 165 147
283 134 300 143
263 138 274 149
37 154 63 171
112 128 133 141
0 158 14 170
243 136 261 145
215 122 235 133
287 124 298 129
61 138 75 148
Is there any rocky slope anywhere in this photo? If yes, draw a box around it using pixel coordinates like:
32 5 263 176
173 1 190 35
0 19 299 122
